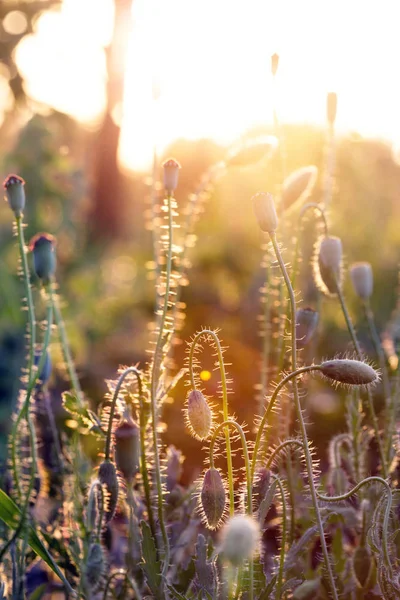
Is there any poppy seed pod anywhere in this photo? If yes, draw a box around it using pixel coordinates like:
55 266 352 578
295 308 319 348
29 233 56 283
314 235 343 295
280 165 318 214
163 158 181 194
219 515 260 566
201 467 226 530
320 359 379 387
327 92 337 126
271 53 279 76
3 174 25 216
186 390 212 440
350 262 373 300
114 414 140 483
252 192 278 232
98 460 119 522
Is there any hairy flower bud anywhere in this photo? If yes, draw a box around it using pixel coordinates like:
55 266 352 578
280 166 318 214
227 136 277 167
295 308 319 348
313 235 343 295
163 158 181 194
83 543 105 591
98 460 119 522
3 174 25 216
252 192 278 232
201 467 226 530
327 92 337 126
114 413 140 482
293 579 321 599
219 515 260 566
320 359 379 387
186 390 212 440
271 53 279 76
29 233 56 283
350 262 373 300
86 480 102 533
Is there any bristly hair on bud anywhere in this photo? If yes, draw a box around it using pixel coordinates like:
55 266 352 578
327 92 337 126
185 389 213 440
29 233 57 284
271 53 279 76
163 158 181 194
219 514 260 566
114 411 140 483
313 235 343 296
350 262 373 300
252 192 278 233
200 467 227 530
279 165 318 215
319 358 380 388
3 174 25 216
98 460 119 522
295 307 319 349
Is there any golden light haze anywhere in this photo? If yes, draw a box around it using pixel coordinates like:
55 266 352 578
12 0 400 171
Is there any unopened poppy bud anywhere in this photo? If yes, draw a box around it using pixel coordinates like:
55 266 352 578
114 413 140 483
227 136 277 167
271 53 279 76
313 235 343 295
293 579 321 600
353 546 375 589
295 308 319 348
350 262 373 300
252 192 278 232
163 158 181 194
280 166 318 214
86 480 102 532
327 92 337 126
98 460 119 522
186 390 212 440
83 543 105 591
29 233 56 283
320 359 379 387
219 515 260 566
3 174 25 216
201 467 226 530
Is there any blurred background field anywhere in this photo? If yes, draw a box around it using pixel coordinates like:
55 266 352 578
1 0 400 484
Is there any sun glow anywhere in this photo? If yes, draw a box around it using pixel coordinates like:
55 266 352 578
12 0 400 171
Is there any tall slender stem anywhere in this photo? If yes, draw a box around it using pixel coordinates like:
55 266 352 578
270 232 338 600
334 278 387 477
189 330 235 517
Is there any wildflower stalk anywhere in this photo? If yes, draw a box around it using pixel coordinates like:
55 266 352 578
189 330 235 516
258 251 273 416
150 193 174 575
334 276 387 476
270 474 287 600
210 420 253 600
269 232 338 600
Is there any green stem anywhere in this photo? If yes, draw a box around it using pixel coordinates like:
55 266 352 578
265 439 303 470
150 194 174 576
334 277 387 477
291 203 328 291
316 476 393 577
270 474 287 600
270 231 338 600
189 329 235 517
259 253 272 416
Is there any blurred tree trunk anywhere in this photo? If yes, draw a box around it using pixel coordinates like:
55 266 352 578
90 0 133 241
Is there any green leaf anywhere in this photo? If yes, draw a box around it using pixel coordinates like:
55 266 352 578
62 391 103 435
258 574 277 599
140 520 163 598
0 489 75 595
28 583 47 600
167 585 187 600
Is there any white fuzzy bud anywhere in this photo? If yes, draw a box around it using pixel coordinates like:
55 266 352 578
219 515 260 566
350 262 373 300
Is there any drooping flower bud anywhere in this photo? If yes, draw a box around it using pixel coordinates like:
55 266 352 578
350 262 373 300
271 53 279 76
114 412 140 483
200 467 226 530
295 308 319 348
219 515 260 566
293 579 321 599
3 174 25 216
327 92 337 126
186 390 212 440
313 235 343 296
29 233 56 284
252 192 278 233
98 460 119 522
320 359 379 387
83 543 105 592
227 136 277 167
86 479 102 533
163 158 181 194
280 165 318 214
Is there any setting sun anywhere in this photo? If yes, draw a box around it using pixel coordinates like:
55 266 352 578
13 0 400 171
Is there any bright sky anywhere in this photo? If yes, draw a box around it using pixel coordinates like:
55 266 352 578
12 0 400 171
